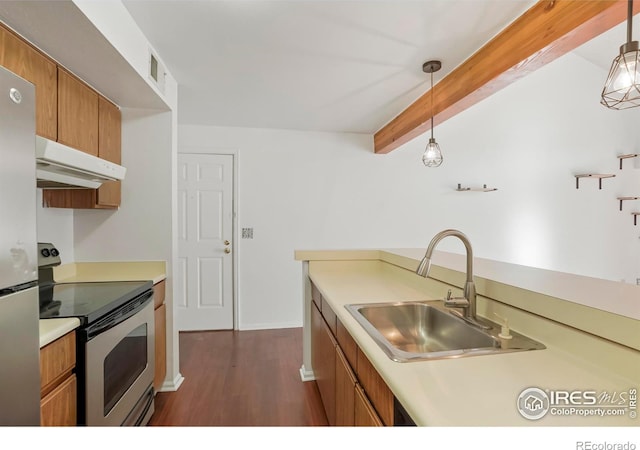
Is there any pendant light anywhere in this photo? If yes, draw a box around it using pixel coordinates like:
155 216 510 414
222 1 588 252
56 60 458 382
422 60 443 167
601 0 640 109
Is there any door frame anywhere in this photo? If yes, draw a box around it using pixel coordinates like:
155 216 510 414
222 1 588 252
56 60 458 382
177 146 240 330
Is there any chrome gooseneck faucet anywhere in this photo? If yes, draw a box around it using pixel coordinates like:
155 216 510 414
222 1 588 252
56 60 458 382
416 229 478 321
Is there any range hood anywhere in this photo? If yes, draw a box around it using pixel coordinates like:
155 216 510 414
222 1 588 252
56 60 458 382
35 136 126 189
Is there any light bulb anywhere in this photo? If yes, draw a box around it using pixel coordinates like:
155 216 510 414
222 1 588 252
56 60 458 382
612 56 637 90
422 138 443 167
601 42 640 109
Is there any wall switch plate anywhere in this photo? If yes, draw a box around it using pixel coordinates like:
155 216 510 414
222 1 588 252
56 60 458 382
242 228 254 239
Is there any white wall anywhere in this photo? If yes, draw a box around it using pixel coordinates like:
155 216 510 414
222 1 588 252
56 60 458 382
179 51 639 330
35 190 74 259
73 109 172 261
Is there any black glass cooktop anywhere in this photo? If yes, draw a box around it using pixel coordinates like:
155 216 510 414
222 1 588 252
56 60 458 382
39 280 153 325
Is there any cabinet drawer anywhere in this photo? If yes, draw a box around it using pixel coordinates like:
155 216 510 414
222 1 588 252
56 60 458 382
321 297 337 336
311 282 322 311
40 331 76 396
40 374 77 426
337 319 357 370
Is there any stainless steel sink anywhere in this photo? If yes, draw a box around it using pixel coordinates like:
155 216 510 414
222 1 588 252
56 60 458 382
345 301 545 362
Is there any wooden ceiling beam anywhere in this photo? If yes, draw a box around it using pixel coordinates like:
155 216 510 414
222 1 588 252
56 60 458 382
374 0 640 154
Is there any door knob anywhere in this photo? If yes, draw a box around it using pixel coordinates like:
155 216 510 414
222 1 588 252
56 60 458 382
224 248 231 254
224 240 230 245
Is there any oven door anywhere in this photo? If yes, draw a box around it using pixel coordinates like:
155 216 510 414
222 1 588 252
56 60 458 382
84 293 155 426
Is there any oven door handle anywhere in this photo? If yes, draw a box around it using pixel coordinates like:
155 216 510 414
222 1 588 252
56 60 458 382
82 290 154 340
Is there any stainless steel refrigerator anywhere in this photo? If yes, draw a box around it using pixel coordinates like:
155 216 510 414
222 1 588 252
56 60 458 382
0 65 41 425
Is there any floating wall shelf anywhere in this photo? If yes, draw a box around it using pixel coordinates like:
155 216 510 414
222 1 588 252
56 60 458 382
456 183 498 192
618 154 639 170
574 174 615 189
618 197 640 211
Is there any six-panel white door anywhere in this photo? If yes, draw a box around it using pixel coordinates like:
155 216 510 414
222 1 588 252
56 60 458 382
177 153 234 330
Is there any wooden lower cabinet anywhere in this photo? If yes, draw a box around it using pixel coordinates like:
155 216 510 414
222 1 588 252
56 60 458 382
154 303 166 392
153 280 167 393
355 383 383 426
310 281 394 427
41 375 77 426
335 346 356 426
356 348 394 426
40 330 77 426
311 301 336 425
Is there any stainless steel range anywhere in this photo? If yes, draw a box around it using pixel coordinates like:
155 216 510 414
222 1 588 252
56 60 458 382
38 243 155 426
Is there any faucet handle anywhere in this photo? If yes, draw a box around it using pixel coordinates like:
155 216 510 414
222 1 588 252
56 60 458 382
443 290 469 308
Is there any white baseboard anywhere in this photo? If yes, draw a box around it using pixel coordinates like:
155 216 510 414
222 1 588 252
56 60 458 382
299 364 315 382
157 372 185 392
238 321 302 331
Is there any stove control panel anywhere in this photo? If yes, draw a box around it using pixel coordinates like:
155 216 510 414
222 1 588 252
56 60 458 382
38 242 61 268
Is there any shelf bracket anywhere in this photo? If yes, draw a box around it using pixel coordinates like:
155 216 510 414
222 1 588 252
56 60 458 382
456 183 498 192
633 213 640 226
574 174 615 189
618 154 639 170
618 197 640 211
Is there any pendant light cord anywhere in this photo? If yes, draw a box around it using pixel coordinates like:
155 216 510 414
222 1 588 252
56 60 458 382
430 70 434 140
628 0 633 44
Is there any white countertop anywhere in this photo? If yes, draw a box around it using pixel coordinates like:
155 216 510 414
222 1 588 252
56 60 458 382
39 318 80 348
304 256 640 426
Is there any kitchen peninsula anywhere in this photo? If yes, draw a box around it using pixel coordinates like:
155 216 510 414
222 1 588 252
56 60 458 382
295 248 640 426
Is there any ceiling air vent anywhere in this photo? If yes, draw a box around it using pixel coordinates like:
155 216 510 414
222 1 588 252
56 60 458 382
148 49 166 94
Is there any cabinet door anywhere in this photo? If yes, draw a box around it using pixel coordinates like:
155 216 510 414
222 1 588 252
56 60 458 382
311 302 336 425
43 92 122 209
154 303 167 393
0 24 57 140
335 346 356 426
40 374 77 426
57 67 98 155
354 383 383 427
40 331 75 396
95 96 121 208
356 348 394 426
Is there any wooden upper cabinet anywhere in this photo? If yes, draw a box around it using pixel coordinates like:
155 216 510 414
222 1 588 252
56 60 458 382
43 86 122 209
0 24 57 140
95 96 121 208
0 23 123 209
57 67 98 156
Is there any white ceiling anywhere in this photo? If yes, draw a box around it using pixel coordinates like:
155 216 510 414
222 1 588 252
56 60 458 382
122 0 541 134
1 1 633 135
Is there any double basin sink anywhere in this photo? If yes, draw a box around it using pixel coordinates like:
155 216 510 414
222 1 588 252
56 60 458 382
345 300 545 362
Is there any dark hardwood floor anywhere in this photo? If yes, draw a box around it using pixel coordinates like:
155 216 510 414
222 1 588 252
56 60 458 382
149 328 328 426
